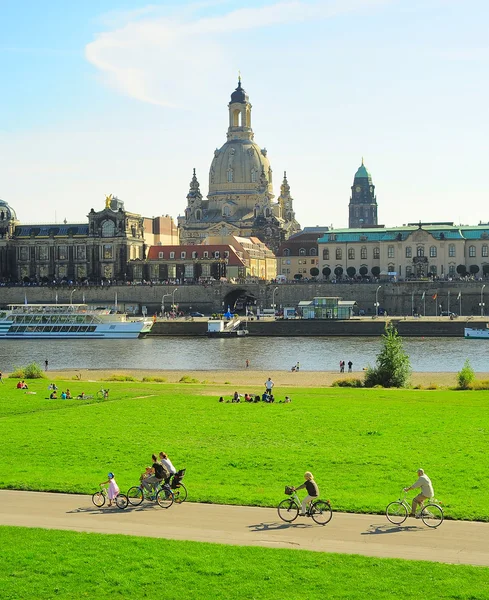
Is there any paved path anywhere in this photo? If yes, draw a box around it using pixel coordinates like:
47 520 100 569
1 491 488 567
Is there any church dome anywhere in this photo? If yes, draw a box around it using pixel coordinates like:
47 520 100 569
230 79 249 104
0 199 17 221
354 159 372 182
208 140 273 197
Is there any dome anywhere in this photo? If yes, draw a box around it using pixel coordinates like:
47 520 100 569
0 199 17 221
208 140 273 197
230 79 249 104
354 159 372 182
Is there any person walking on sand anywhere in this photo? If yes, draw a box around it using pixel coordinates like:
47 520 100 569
348 360 353 373
44 359 48 372
246 359 250 368
340 360 345 373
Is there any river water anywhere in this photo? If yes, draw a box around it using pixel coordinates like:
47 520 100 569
0 337 487 373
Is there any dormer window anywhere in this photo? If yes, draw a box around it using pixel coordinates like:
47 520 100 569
192 251 198 259
181 251 186 259
158 252 164 259
222 205 230 217
203 251 209 258
299 248 306 256
170 251 175 259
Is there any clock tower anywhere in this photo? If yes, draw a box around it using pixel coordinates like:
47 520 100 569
348 158 378 228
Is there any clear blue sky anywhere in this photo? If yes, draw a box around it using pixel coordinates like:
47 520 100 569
1 0 487 229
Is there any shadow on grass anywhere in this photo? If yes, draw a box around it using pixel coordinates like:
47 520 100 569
361 523 424 535
248 521 312 532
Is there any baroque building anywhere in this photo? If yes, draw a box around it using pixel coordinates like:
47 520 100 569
348 159 378 228
178 78 301 253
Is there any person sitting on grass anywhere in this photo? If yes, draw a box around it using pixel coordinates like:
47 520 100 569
99 472 120 507
61 391 67 399
16 381 23 389
66 389 72 399
77 392 87 399
49 390 57 399
292 472 319 516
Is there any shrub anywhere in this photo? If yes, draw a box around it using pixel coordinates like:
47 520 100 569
179 375 199 384
457 359 475 390
104 375 137 382
142 376 167 383
364 324 411 388
470 379 489 390
332 378 364 388
9 363 45 379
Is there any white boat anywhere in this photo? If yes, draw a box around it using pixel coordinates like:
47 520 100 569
464 326 489 339
0 304 153 339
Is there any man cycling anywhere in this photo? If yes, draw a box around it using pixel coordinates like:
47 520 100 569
404 468 434 517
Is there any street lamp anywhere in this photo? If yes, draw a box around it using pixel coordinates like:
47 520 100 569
161 292 172 315
172 288 178 312
272 286 279 312
480 284 486 317
375 285 382 317
69 288 77 305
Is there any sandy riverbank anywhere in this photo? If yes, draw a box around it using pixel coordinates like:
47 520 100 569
34 368 489 388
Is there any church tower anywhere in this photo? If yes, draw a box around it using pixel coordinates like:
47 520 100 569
277 172 296 223
348 159 378 228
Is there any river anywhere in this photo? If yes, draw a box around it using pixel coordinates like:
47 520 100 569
0 337 487 373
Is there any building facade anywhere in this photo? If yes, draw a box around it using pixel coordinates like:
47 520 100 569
178 79 301 253
348 159 378 228
276 227 329 280
318 223 489 280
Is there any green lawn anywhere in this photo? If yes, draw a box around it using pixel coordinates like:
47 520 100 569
1 526 487 600
1 379 488 520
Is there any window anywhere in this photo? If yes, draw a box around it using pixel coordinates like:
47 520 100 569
310 248 317 256
170 252 175 259
336 248 342 260
449 264 456 276
348 248 355 260
449 244 455 257
195 210 202 221
19 246 29 261
76 245 86 260
387 245 394 258
299 248 306 256
180 251 186 259
323 248 329 260
222 205 230 217
227 169 233 183
58 245 68 260
192 251 198 259
283 248 290 256
158 252 164 259
417 246 424 257
373 247 380 259
203 251 209 258
361 246 367 259
430 265 437 276
469 245 476 257
251 169 257 183
405 246 412 258
224 251 229 258
430 246 437 258
39 246 49 260
214 251 220 258
101 220 116 238
405 266 412 277
103 244 113 260
483 245 489 257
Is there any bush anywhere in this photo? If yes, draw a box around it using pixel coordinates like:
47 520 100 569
141 376 167 383
457 359 475 390
470 379 489 390
9 363 45 379
179 375 199 384
332 378 364 388
104 375 137 382
364 324 411 388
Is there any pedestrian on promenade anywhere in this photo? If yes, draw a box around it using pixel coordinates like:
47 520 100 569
296 362 300 371
246 359 250 368
339 361 345 373
348 360 353 373
44 359 48 371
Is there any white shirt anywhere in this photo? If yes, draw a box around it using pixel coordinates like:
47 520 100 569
265 380 274 390
161 458 176 475
411 474 434 498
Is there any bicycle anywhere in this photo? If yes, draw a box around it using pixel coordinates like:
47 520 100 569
385 490 444 528
169 469 187 504
127 480 174 509
277 486 333 525
92 484 128 509
97 388 109 400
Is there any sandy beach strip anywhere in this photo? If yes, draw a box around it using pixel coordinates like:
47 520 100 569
29 368 489 388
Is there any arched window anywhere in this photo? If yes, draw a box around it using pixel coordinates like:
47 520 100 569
417 246 424 257
310 248 317 256
265 208 270 217
388 245 394 258
222 205 230 217
323 248 329 260
195 210 202 221
251 168 257 183
348 248 355 260
299 248 306 256
227 169 233 183
336 248 342 260
361 246 367 259
482 245 488 257
192 251 198 259
469 245 476 257
283 248 290 256
405 246 412 258
373 247 380 259
233 109 241 126
180 251 186 259
101 220 115 238
449 244 456 257
430 246 437 258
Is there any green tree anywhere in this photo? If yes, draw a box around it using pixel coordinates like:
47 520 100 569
322 266 331 279
457 359 475 390
364 324 411 388
310 267 320 278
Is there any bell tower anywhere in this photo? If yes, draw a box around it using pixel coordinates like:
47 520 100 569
348 158 378 228
227 76 253 142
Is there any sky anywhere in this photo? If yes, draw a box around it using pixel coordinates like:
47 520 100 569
0 0 488 229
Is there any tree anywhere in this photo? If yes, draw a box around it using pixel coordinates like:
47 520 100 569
469 264 480 275
334 266 343 278
371 266 380 277
322 266 331 279
359 266 368 277
310 267 319 278
483 264 489 276
364 324 411 388
456 264 467 276
457 359 475 390
346 266 356 278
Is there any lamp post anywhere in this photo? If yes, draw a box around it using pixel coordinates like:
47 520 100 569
272 286 279 312
161 292 172 315
480 284 486 317
375 285 382 317
172 288 178 312
69 288 77 305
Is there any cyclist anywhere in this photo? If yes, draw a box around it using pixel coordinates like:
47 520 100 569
141 454 169 494
404 468 434 517
292 471 319 516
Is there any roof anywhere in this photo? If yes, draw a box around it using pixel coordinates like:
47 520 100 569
354 159 372 182
318 225 472 244
14 224 89 237
146 244 246 267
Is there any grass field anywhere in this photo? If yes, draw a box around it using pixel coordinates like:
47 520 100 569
1 526 488 600
1 379 488 520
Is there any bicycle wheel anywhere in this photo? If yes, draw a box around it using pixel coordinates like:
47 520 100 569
277 498 299 523
115 494 129 510
386 501 408 525
156 487 174 509
127 486 144 506
310 500 333 525
173 483 187 504
92 491 105 508
421 503 444 528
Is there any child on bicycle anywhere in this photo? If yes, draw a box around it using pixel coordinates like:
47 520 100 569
292 472 319 516
99 472 120 507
